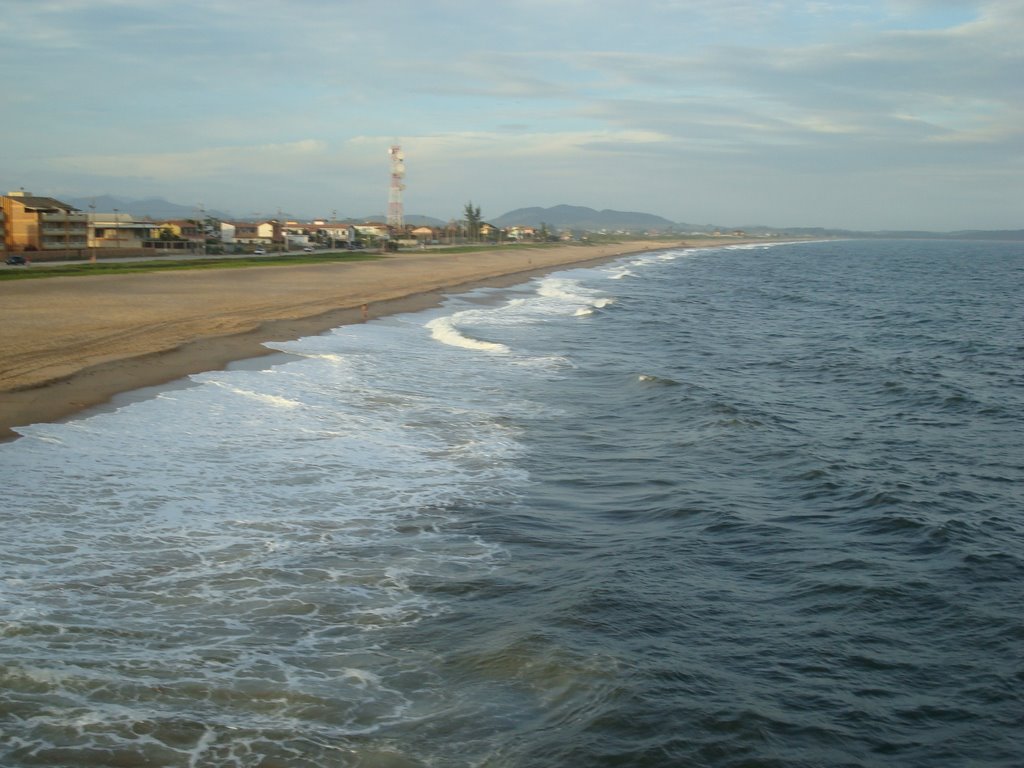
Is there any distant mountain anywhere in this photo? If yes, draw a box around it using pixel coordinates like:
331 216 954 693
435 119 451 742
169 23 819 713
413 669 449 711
53 195 1023 239
64 195 231 220
492 205 677 231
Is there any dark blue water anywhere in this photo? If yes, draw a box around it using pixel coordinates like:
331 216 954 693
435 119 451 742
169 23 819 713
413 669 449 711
429 239 1024 766
2 239 1022 766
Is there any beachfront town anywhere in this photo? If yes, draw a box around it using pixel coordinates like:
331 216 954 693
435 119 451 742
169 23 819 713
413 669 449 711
0 190 556 261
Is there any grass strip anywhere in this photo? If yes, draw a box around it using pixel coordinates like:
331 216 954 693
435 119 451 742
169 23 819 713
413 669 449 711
0 252 383 281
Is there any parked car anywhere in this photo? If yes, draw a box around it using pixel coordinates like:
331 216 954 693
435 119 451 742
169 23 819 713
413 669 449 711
253 248 266 255
5 255 26 265
303 246 314 252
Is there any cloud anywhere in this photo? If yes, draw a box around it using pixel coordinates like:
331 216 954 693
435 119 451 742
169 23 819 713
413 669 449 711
50 140 330 181
2 0 1022 229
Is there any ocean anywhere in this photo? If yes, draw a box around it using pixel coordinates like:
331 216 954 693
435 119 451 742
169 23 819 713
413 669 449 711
1 238 1021 767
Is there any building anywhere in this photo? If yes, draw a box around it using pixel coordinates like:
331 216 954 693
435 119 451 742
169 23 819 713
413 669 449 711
89 212 155 250
506 225 538 241
410 225 438 243
147 219 207 252
282 221 313 249
219 221 237 243
1 191 88 253
317 222 357 247
354 222 390 242
222 220 277 246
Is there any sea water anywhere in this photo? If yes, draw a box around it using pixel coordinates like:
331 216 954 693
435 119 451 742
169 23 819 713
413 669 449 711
1 239 1022 767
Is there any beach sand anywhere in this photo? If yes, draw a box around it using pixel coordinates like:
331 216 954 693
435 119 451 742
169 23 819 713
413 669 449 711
1 240 691 440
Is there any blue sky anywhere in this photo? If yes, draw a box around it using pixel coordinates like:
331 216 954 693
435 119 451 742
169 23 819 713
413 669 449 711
1 0 1020 229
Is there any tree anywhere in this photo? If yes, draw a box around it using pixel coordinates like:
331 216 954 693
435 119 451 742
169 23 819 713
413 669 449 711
464 201 482 242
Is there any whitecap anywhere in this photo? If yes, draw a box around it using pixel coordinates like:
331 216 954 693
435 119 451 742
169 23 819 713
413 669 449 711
533 277 618 318
637 374 680 386
513 355 574 371
537 277 593 303
207 381 302 409
425 317 510 354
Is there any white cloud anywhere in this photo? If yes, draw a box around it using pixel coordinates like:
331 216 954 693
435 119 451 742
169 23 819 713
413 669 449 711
1 0 1021 229
50 140 330 181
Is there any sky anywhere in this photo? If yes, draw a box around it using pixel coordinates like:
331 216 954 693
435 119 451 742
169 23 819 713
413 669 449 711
1 0 1021 230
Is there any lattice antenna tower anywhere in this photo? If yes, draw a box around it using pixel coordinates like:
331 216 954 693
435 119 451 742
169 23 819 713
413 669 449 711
387 144 406 231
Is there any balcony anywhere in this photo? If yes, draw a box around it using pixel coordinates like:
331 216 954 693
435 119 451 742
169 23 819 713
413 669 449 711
41 226 89 235
40 212 88 223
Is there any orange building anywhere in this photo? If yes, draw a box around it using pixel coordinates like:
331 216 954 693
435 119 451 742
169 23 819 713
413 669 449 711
1 191 88 253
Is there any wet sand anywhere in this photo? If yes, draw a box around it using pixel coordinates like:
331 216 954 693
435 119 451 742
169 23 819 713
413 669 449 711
1 241 690 440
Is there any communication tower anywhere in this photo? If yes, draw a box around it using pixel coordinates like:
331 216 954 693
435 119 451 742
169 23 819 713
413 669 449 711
387 144 405 231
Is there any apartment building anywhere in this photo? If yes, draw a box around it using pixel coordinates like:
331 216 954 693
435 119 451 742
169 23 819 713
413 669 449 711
1 191 88 252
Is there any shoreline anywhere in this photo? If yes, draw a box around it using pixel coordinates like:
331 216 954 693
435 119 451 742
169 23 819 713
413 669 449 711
0 241 676 441
0 237 779 441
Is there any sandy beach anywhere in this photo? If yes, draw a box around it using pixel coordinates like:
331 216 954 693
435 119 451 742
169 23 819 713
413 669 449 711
0 240 701 440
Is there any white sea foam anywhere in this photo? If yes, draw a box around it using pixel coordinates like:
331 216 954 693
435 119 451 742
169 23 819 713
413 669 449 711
534 276 617 317
207 381 303 409
0 296 528 750
536 277 596 304
425 316 511 353
638 373 680 386
719 240 803 251
513 355 574 371
0 252 663 762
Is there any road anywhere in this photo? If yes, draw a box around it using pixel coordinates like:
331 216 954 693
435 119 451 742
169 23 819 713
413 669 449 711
1 248 347 269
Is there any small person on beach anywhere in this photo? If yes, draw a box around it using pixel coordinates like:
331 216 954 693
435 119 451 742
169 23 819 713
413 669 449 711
361 304 369 321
